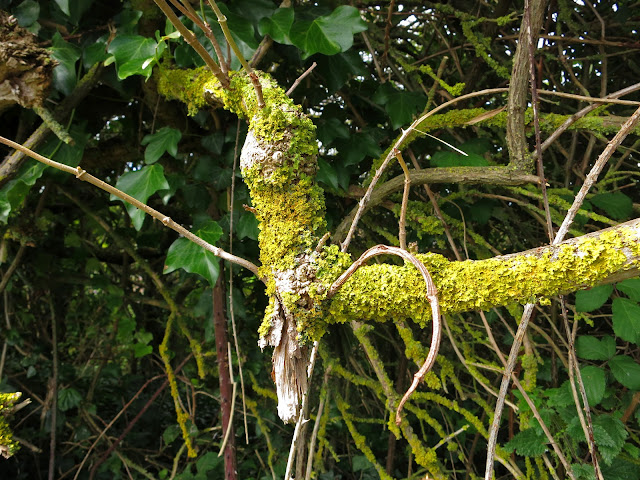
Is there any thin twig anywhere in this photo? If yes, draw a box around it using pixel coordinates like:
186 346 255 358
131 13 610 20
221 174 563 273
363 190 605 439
304 367 331 480
0 136 260 277
218 342 238 457
393 149 411 250
153 0 229 87
406 148 462 261
286 62 317 96
228 119 249 444
326 245 441 424
526 1 554 241
207 0 264 107
47 294 58 480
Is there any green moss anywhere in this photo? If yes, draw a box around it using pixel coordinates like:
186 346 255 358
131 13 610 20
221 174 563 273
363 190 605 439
326 226 638 327
0 392 21 459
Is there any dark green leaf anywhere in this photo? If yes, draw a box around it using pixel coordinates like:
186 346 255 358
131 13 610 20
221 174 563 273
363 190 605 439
50 32 82 95
201 132 225 155
590 192 633 220
141 127 182 164
317 158 339 190
593 415 628 465
545 381 574 407
339 132 382 166
352 455 374 472
107 35 157 80
259 8 294 44
579 365 605 406
617 278 640 301
290 6 368 59
571 463 595 480
576 335 616 360
164 221 223 286
316 50 368 93
196 451 221 473
53 0 70 16
14 0 39 27
83 39 108 69
385 91 427 129
504 428 547 457
609 355 640 390
112 164 170 230
612 297 640 344
317 118 350 146
237 212 259 240
58 387 83 411
575 284 613 312
163 424 181 445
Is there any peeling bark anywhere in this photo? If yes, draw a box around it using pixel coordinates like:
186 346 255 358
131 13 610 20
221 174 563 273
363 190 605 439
0 11 56 113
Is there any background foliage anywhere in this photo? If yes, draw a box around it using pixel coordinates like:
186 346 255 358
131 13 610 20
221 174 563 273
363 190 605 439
1 0 640 479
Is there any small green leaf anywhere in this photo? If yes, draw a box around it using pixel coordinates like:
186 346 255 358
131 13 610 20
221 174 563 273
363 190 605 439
50 32 82 95
141 127 182 164
58 387 83 411
571 463 595 480
107 35 157 80
290 6 368 59
575 284 613 312
504 428 547 457
590 192 633 220
164 221 223 286
317 117 350 146
617 278 640 302
576 335 616 360
593 415 628 465
609 355 640 390
133 343 153 358
196 451 221 473
338 132 382 166
163 424 181 445
112 164 170 230
579 365 605 406
352 455 374 472
612 297 640 344
259 8 294 44
201 132 225 155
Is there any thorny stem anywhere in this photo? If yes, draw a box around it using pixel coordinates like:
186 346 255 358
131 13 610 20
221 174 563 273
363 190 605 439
0 136 260 277
207 0 264 108
393 149 411 250
326 245 441 424
153 0 229 88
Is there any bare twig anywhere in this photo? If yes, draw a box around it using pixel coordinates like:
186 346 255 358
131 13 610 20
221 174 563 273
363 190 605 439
207 0 264 107
153 0 229 88
286 62 317 96
326 245 441 424
393 149 411 250
47 295 58 480
0 136 260 278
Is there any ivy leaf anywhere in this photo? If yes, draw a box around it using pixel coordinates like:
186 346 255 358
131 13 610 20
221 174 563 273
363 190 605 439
317 158 339 190
107 35 157 80
112 164 170 230
236 212 259 241
290 6 368 59
617 278 640 302
575 284 613 312
576 335 616 361
259 8 294 44
141 127 182 164
338 132 382 166
50 32 82 95
612 297 640 344
164 221 223 286
590 192 633 220
384 91 427 129
53 0 70 16
579 365 605 406
504 428 547 457
14 0 40 27
609 355 640 390
317 117 350 146
58 387 83 411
